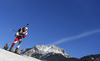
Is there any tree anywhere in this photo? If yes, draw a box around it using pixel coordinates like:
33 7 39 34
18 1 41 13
3 43 9 50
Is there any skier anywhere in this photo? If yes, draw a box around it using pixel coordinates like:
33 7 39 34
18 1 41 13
9 26 28 53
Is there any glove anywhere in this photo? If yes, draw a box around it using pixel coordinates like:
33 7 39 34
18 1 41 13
23 35 26 38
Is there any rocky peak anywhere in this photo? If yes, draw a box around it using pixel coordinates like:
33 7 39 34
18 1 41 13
21 45 71 59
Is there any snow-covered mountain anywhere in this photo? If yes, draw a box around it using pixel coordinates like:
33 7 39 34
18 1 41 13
20 45 71 60
19 45 100 61
0 49 41 61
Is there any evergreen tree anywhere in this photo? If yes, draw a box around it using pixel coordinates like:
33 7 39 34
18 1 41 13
3 43 9 50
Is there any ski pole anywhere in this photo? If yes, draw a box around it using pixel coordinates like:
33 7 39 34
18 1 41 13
10 24 29 32
10 29 17 32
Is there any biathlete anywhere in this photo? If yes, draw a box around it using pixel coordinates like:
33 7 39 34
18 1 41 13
9 26 28 53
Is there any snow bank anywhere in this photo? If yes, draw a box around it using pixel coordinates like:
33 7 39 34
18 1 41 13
0 49 41 61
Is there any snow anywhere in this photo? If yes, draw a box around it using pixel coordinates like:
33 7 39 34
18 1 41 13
39 45 67 55
21 45 71 59
34 45 65 54
0 49 41 61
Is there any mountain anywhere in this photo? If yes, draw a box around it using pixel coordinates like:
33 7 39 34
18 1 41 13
44 54 80 61
0 48 41 61
80 54 100 61
20 45 71 60
19 45 100 61
2 45 100 61
45 54 100 61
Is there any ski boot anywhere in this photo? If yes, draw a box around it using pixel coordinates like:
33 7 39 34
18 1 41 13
14 48 19 54
9 47 13 52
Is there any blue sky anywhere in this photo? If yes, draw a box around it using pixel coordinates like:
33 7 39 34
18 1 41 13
0 0 100 58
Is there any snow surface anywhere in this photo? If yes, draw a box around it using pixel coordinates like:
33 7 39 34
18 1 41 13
0 49 41 61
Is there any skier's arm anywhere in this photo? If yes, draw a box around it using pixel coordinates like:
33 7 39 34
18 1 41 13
23 31 28 38
15 28 22 36
15 32 19 36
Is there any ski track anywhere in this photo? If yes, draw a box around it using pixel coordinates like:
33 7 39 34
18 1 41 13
0 49 41 61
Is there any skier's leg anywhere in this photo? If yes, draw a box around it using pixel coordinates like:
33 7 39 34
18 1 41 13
15 37 22 53
17 37 22 49
16 40 22 50
9 38 18 51
11 38 18 47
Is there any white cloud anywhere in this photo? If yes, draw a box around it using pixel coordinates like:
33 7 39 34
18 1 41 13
47 29 100 46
